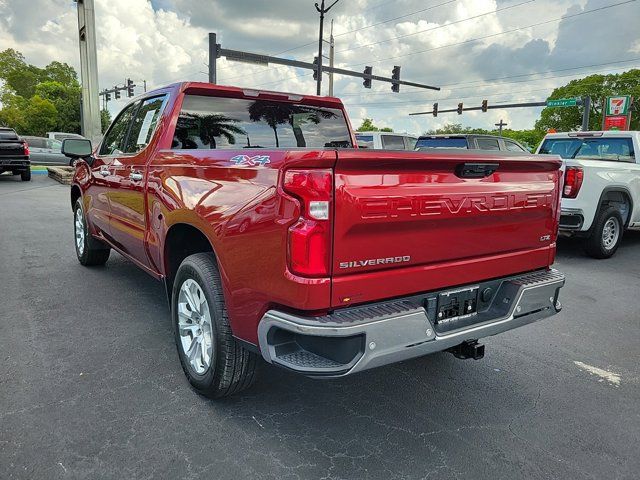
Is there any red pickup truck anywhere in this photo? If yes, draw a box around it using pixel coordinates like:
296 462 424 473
64 82 565 398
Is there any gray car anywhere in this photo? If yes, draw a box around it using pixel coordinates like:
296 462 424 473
21 136 71 166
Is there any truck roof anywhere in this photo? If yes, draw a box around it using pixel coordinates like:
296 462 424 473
145 82 345 108
543 131 639 139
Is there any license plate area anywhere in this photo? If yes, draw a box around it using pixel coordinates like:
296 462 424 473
436 286 479 330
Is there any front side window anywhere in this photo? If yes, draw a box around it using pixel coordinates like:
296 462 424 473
172 95 352 150
539 137 635 162
99 102 139 156
476 138 500 150
381 135 406 150
123 96 167 154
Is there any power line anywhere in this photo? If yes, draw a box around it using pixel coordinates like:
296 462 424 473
340 0 637 72
335 0 537 54
219 0 458 82
341 63 640 107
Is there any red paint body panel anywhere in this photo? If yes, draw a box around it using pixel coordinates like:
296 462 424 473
73 82 563 346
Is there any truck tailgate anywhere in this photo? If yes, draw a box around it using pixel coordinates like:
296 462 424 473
331 150 562 307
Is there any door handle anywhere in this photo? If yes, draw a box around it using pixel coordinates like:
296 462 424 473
129 171 143 182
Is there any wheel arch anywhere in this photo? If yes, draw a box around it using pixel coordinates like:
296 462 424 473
71 184 81 211
163 222 220 304
597 186 634 228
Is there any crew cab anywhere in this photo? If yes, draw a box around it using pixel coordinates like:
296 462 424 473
65 82 565 398
0 127 30 181
537 131 640 258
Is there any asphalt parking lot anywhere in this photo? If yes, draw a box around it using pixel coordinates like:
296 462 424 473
1 174 639 480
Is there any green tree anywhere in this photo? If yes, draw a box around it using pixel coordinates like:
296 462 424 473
535 69 640 132
0 48 83 135
101 109 112 133
356 118 393 132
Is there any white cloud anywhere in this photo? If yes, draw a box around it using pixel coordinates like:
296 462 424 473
0 0 638 131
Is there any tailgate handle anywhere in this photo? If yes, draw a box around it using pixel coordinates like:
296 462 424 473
455 162 499 179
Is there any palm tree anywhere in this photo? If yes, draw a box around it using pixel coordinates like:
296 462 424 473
248 101 336 148
178 113 246 148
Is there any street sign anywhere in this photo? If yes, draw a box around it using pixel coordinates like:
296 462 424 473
605 96 631 116
547 98 578 107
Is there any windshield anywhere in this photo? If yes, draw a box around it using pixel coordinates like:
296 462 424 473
174 95 353 149
539 137 635 162
415 137 468 149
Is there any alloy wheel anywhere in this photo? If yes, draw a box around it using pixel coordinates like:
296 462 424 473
177 279 214 374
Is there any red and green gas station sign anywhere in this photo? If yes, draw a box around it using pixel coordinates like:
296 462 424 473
603 96 632 131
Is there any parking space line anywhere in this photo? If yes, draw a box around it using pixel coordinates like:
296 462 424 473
573 361 621 387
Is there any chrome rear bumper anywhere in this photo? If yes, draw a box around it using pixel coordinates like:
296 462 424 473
258 269 565 377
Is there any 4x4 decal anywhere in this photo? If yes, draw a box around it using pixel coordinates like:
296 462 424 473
229 154 271 166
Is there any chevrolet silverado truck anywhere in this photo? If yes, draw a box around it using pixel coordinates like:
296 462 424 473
537 131 640 258
64 82 565 398
0 127 30 181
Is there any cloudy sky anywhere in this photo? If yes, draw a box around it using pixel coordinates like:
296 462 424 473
1 0 638 134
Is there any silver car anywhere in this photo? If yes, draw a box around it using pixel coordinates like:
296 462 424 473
21 136 71 166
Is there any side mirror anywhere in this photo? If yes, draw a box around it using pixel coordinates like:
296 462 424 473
62 138 92 159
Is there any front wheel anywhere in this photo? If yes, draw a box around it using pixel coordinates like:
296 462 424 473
172 253 257 398
584 206 624 259
73 199 110 266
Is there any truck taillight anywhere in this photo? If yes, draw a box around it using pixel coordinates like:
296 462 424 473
283 169 333 277
563 167 583 198
23 142 29 156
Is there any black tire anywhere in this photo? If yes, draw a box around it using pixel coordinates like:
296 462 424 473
20 169 31 181
172 253 257 398
584 206 624 259
73 199 110 266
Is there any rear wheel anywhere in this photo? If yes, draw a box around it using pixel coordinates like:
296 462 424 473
584 206 623 259
172 253 257 398
73 199 110 266
20 168 31 181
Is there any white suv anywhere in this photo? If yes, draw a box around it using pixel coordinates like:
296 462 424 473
536 131 640 258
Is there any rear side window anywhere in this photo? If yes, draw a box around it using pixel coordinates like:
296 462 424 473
173 95 352 149
539 137 635 162
415 138 468 149
476 138 500 150
355 134 374 148
504 140 526 152
99 102 138 156
123 96 167 154
405 137 417 150
381 135 406 150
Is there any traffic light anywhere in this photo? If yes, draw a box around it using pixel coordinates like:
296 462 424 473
126 78 135 97
313 57 319 81
432 102 438 117
105 92 111 101
391 65 400 93
457 102 463 115
363 66 372 89
115 89 121 100
481 99 488 112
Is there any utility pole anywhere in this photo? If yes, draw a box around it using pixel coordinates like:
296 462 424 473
76 0 102 142
582 96 591 131
208 33 217 84
495 119 508 136
328 20 335 96
315 0 340 95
